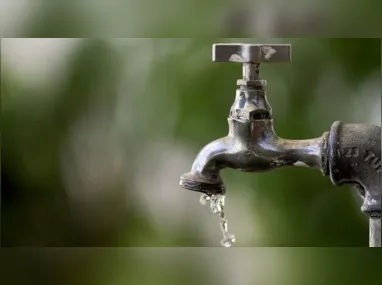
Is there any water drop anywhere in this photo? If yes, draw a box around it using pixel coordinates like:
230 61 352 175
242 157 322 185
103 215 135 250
210 195 224 214
220 218 228 232
221 233 235 247
211 205 221 214
199 194 210 206
199 192 236 247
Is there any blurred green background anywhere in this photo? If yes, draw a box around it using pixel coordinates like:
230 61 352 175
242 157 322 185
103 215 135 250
0 2 381 285
2 38 380 248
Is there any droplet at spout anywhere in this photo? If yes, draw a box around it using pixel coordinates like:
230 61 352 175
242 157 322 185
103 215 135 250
199 193 236 247
199 194 210 206
210 195 224 214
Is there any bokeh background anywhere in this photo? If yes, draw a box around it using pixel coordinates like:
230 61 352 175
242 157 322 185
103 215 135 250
2 37 380 249
1 3 382 285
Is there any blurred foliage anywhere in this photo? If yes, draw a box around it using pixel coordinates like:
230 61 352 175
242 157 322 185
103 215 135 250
2 38 380 248
0 2 381 284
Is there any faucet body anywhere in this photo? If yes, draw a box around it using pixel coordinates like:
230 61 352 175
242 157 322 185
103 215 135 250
180 43 381 247
181 82 326 195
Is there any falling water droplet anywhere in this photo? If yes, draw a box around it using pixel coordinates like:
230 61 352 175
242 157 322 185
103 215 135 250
221 233 236 247
210 195 223 214
199 194 210 206
199 193 235 247
220 217 228 232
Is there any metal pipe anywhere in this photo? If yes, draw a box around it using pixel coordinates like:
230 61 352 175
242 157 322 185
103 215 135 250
369 217 381 247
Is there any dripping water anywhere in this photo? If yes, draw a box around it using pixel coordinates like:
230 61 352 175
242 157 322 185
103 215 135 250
200 193 235 247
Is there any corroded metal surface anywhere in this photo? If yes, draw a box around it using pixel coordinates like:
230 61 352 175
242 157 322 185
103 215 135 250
179 43 381 247
323 121 381 247
180 43 325 195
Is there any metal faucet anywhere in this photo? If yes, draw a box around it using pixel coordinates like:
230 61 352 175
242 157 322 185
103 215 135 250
179 43 381 247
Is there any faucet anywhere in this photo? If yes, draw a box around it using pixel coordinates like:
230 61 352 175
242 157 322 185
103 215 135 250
179 43 381 247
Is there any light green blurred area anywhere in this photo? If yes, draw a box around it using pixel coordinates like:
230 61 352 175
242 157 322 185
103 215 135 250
2 38 380 248
0 2 381 285
1 38 380 284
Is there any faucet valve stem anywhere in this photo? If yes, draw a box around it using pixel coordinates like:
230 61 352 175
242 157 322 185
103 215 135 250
243 63 260 81
213 43 291 88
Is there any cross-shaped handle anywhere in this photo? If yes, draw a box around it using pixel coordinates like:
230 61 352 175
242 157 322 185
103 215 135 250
213 43 292 63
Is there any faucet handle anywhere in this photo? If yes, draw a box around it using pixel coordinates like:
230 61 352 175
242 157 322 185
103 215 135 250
212 43 291 63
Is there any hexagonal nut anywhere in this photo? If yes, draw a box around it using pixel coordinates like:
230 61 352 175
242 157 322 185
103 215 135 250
213 43 291 63
236 79 267 88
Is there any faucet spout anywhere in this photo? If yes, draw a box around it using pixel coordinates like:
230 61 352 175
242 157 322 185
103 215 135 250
180 116 328 195
180 136 234 195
